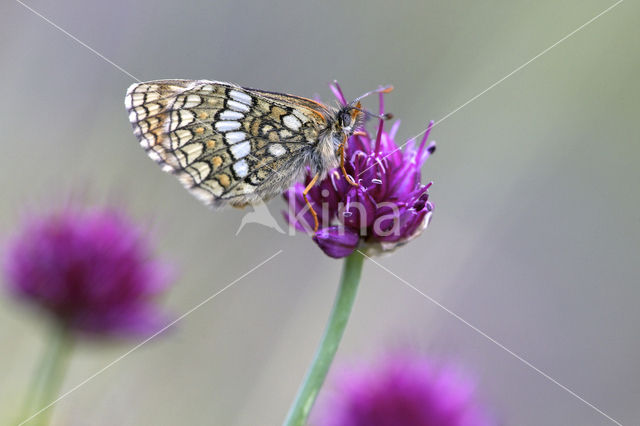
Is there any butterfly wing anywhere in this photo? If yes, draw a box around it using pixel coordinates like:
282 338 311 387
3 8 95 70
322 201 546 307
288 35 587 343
125 79 330 207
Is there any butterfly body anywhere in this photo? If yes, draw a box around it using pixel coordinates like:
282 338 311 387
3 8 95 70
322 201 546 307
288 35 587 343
125 79 364 208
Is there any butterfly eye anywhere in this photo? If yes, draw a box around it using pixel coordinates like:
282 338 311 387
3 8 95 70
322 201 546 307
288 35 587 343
340 111 352 127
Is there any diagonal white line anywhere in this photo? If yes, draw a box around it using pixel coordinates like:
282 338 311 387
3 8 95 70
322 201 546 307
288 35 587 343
412 0 624 136
13 0 624 182
357 250 624 426
358 0 625 177
11 1 290 423
14 0 289 183
11 1 626 421
15 0 142 82
18 250 284 426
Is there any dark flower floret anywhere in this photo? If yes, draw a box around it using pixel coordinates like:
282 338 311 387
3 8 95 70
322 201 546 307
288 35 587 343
2 206 172 337
284 83 435 258
315 353 495 426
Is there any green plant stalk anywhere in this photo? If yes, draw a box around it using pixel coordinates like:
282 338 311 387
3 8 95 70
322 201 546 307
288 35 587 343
19 325 73 426
283 250 365 426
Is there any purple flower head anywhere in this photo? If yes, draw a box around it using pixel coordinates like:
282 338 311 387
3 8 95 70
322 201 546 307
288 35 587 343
315 353 495 426
284 83 435 258
2 206 173 337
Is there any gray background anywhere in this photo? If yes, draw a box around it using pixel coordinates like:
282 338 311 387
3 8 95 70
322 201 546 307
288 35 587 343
1 1 638 425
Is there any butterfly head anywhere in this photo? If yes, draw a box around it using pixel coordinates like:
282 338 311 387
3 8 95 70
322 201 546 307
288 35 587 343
335 101 393 136
336 102 366 136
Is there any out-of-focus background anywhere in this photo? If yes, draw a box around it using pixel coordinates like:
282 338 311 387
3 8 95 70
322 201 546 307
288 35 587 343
1 1 638 425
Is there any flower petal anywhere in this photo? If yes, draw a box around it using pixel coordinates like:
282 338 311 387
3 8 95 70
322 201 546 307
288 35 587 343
313 226 359 259
2 206 173 338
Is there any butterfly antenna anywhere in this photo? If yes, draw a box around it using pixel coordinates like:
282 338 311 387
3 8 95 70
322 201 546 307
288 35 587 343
350 86 393 120
352 106 393 121
352 85 393 104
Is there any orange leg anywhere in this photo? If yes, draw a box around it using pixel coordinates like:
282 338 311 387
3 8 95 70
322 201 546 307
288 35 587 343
339 136 358 187
303 173 320 233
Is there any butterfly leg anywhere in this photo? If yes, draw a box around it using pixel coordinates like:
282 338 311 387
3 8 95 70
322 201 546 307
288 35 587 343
303 173 320 233
338 135 359 187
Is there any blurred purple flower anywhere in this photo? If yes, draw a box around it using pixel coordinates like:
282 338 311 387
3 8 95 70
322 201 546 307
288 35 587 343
315 353 495 426
2 206 173 337
284 83 435 258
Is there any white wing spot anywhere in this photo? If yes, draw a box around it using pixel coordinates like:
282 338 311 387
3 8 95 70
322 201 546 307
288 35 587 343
131 93 145 107
229 90 253 105
170 110 195 131
124 92 134 109
227 100 250 113
200 180 223 197
220 110 244 120
133 106 147 120
226 131 247 144
268 144 287 157
230 141 251 159
139 135 153 149
181 143 204 165
215 121 242 132
183 94 202 108
292 109 309 123
230 182 256 196
170 129 193 149
279 129 293 139
137 103 161 119
138 121 149 134
184 162 211 184
233 159 249 178
147 149 162 163
146 92 160 103
178 172 193 186
283 114 302 131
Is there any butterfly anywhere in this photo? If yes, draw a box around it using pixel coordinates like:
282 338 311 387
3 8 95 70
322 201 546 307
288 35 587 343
125 80 390 230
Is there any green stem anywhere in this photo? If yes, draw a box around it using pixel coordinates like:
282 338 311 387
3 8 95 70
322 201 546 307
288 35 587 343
19 326 73 426
284 250 365 426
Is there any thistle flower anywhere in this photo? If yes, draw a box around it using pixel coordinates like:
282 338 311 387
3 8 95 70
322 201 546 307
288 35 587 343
315 353 495 426
2 206 172 337
284 83 435 258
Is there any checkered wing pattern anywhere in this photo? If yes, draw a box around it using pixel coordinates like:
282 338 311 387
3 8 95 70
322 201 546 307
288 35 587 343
125 79 330 207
